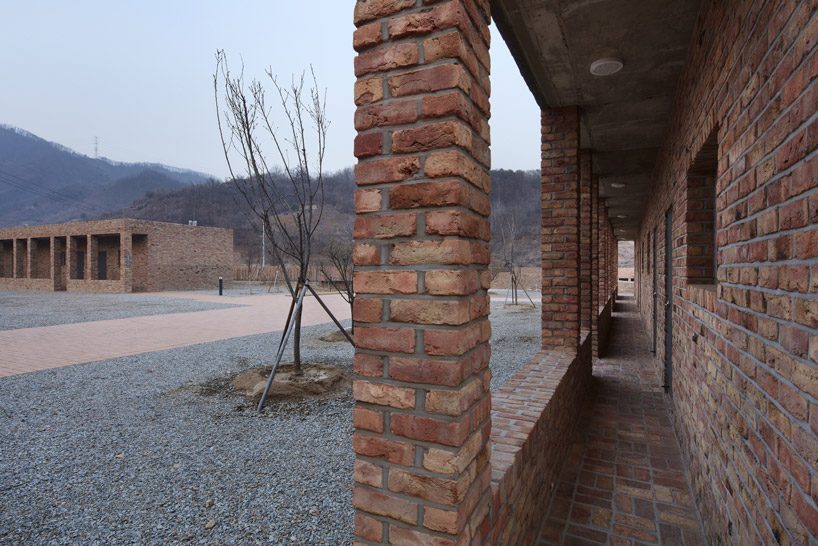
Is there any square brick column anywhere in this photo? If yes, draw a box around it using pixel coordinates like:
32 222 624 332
49 236 56 282
609 218 616 298
12 239 17 278
599 202 608 307
541 106 581 353
579 150 592 336
121 232 133 292
591 176 600 357
87 235 97 281
351 1 492 544
25 238 32 278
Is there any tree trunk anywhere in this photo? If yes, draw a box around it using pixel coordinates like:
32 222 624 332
293 307 303 373
292 281 304 373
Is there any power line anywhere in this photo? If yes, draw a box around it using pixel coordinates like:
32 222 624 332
0 170 100 210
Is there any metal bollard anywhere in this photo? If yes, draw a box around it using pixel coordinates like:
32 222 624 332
219 276 223 296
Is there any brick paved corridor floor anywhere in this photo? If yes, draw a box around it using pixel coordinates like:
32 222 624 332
537 296 707 545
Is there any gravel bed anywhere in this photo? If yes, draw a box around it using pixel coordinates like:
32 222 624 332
488 302 542 389
0 292 241 330
0 304 539 545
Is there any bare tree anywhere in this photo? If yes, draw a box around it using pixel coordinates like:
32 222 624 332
214 50 329 372
499 215 521 305
320 241 354 332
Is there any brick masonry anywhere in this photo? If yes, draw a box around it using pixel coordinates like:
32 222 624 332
0 218 233 293
352 1 495 543
635 1 818 543
541 107 581 353
350 2 620 543
490 336 593 545
351 8 618 545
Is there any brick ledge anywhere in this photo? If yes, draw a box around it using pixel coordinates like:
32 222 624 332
488 333 593 544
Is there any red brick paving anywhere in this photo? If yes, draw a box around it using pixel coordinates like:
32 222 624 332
0 292 350 378
538 296 707 545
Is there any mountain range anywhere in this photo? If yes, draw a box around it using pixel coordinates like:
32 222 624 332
0 125 212 226
0 124 549 266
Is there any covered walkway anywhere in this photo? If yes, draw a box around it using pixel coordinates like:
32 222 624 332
538 295 706 545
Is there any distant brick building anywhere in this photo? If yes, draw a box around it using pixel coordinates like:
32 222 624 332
0 219 233 293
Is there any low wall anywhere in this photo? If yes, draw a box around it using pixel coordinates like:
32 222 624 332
66 280 126 293
597 294 614 357
0 278 53 291
489 333 594 544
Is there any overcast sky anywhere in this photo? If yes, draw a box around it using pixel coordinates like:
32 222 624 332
0 1 540 179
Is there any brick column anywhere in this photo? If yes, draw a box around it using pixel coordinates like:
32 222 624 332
351 1 492 544
598 203 605 308
87 235 97 281
49 236 56 283
121 232 133 292
541 106 581 353
66 236 75 280
611 224 619 298
25 238 32 278
579 150 592 336
591 176 600 357
12 239 17 278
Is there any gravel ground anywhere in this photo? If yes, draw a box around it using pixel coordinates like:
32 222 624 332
0 292 240 331
488 302 541 389
0 303 540 545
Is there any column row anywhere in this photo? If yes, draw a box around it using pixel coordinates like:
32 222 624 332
0 234 131 285
540 108 617 358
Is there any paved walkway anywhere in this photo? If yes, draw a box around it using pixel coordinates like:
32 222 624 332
537 297 707 545
0 292 350 378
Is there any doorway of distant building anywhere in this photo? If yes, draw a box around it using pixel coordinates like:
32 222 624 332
53 236 67 290
76 251 86 280
70 235 87 280
98 251 107 280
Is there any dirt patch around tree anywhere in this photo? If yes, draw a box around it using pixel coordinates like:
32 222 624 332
318 329 353 343
193 363 348 404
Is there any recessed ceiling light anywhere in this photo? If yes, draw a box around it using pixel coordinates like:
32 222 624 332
590 58 624 77
610 182 626 189
617 214 627 219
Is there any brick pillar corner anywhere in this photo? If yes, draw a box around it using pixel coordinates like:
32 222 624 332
579 149 592 337
12 238 18 279
49 236 56 283
599 201 609 308
351 1 493 544
590 175 600 357
87 235 97 281
121 231 133 292
541 106 581 353
25 237 33 278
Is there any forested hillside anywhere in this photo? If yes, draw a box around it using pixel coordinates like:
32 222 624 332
107 168 543 266
0 125 210 226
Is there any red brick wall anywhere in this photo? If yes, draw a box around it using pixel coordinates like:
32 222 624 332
135 221 233 292
636 1 817 543
580 151 593 333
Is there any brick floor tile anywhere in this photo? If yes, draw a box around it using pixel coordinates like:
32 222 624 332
537 296 707 545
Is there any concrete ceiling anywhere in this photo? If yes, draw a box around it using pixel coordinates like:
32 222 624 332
492 0 702 240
